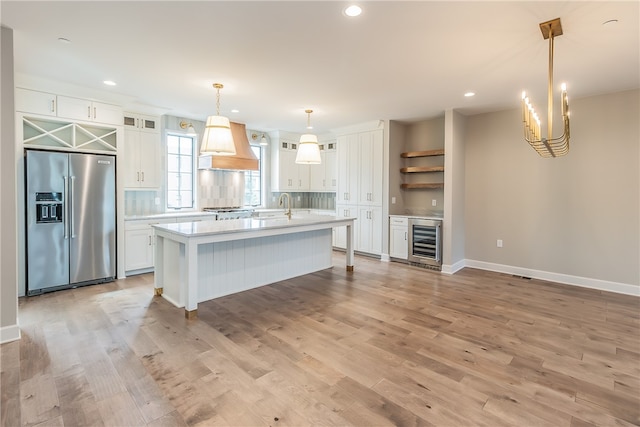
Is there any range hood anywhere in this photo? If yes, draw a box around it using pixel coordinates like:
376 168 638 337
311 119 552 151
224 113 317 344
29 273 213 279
198 122 259 171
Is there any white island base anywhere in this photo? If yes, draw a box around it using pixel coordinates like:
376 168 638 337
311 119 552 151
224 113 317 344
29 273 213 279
153 216 355 318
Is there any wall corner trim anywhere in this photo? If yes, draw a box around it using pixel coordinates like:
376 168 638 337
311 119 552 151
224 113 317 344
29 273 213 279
0 324 21 344
441 259 466 275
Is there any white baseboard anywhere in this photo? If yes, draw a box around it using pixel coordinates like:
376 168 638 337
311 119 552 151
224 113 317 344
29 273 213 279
465 259 640 297
0 324 20 344
380 253 391 262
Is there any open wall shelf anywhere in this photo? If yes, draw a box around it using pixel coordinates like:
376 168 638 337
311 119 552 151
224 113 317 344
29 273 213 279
401 183 444 190
401 149 445 158
400 149 444 190
400 166 444 173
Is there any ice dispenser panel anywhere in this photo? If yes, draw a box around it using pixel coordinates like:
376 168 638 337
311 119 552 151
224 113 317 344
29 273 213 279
35 192 63 223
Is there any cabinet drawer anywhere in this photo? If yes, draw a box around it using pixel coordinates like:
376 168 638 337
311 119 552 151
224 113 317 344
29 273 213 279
390 216 408 226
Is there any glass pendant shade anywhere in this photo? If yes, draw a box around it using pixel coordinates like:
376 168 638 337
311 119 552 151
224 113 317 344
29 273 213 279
295 134 321 164
201 115 236 156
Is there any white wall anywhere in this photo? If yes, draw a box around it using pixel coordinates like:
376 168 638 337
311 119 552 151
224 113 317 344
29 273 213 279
464 89 639 291
1 26 19 343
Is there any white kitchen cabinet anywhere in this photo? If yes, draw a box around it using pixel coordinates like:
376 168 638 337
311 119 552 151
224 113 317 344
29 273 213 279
357 206 383 255
15 88 57 116
56 95 122 125
389 216 409 259
125 225 154 272
15 89 122 125
358 130 384 206
271 141 310 191
336 134 359 204
123 112 160 132
310 141 337 192
333 204 357 249
124 113 161 189
335 129 384 256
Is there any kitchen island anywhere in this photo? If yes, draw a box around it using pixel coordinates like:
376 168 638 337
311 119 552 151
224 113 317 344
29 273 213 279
152 214 355 318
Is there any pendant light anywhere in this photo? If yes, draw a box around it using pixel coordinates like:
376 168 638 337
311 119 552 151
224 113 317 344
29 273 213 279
295 109 321 164
201 83 236 156
521 18 570 158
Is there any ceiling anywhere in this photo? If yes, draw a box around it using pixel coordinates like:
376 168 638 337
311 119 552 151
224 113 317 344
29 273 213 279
2 1 638 134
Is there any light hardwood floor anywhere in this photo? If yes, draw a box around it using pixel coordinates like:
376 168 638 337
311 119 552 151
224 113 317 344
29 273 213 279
2 253 639 426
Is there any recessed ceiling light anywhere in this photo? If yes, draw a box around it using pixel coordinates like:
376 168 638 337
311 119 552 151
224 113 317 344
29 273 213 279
103 80 116 86
231 109 239 113
344 5 362 17
58 37 71 44
464 92 476 97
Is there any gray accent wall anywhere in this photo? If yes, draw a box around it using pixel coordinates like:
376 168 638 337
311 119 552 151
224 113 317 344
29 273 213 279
464 89 639 287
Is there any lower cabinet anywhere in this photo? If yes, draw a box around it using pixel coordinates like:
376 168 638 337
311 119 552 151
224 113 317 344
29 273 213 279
124 225 154 272
389 216 409 259
334 204 382 256
357 206 383 255
125 214 217 275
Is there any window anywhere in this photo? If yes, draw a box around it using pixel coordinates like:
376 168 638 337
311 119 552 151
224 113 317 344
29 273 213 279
244 144 262 206
166 133 195 209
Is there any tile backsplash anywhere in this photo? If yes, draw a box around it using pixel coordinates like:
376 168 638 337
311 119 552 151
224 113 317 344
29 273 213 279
267 192 335 211
198 169 245 208
124 190 163 216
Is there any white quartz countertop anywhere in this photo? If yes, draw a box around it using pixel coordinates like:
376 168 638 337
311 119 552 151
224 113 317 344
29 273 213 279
389 214 443 220
125 211 218 221
152 213 354 238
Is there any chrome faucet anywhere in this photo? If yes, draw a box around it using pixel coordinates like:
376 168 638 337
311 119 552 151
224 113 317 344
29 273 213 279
278 193 292 219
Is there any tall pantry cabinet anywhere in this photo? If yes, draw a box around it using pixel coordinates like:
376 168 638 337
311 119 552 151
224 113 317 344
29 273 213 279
335 129 384 255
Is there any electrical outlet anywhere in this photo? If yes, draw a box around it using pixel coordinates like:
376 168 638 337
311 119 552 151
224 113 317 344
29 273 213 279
391 197 396 204
497 239 503 248
154 197 160 205
432 199 437 207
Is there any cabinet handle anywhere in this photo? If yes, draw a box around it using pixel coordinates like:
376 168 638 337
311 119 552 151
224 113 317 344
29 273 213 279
137 172 140 182
148 236 152 246
405 232 407 241
87 106 91 118
51 99 55 113
141 171 144 182
93 106 97 119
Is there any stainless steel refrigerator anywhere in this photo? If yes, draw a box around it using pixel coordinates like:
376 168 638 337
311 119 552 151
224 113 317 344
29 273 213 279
25 150 116 295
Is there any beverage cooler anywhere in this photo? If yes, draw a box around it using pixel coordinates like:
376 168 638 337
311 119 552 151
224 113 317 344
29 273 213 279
408 218 442 269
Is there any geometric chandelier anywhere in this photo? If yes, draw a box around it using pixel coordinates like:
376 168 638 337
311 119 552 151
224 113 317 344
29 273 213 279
521 17 570 158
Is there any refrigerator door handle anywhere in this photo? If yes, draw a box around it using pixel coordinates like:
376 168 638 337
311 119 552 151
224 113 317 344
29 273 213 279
70 175 76 239
63 175 69 239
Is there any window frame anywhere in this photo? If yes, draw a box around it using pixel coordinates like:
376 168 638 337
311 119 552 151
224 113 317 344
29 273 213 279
165 131 197 211
244 143 264 207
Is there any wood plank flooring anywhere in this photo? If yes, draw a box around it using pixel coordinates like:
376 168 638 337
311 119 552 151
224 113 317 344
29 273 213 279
2 253 639 426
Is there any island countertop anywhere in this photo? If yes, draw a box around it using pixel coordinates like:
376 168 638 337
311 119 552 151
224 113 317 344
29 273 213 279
152 214 357 317
152 214 356 239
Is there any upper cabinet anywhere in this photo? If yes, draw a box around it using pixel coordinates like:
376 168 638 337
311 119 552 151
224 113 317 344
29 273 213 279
15 88 122 126
309 141 337 192
337 129 383 205
123 113 160 132
272 139 338 193
15 88 57 116
57 96 122 125
123 112 161 189
271 141 308 191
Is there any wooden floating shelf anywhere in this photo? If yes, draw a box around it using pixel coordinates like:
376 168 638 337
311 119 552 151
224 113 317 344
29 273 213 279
400 166 445 174
401 149 445 158
401 183 444 190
